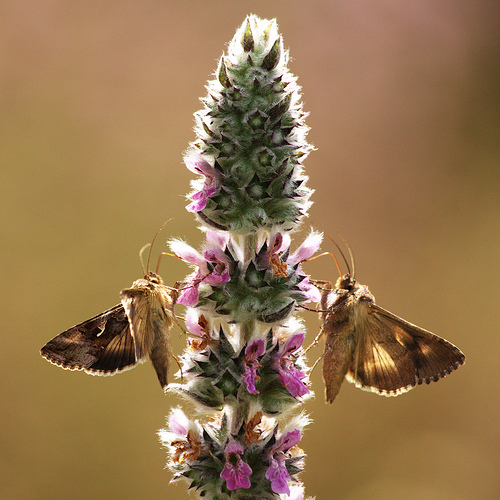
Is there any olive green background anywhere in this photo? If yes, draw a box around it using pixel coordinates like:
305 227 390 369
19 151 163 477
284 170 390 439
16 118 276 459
1 2 498 499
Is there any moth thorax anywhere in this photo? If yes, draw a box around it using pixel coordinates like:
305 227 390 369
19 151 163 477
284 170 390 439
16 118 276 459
335 274 355 292
356 285 375 304
324 289 347 311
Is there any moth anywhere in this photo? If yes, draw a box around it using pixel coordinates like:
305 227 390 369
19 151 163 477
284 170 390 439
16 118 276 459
311 246 465 403
40 226 180 390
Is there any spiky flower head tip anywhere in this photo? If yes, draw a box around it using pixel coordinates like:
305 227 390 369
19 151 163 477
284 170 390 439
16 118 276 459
185 15 314 235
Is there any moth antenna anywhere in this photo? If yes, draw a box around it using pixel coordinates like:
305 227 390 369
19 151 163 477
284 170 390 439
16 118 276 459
146 218 173 273
155 251 181 274
304 252 343 278
325 234 350 276
337 233 356 279
330 252 343 278
139 244 151 275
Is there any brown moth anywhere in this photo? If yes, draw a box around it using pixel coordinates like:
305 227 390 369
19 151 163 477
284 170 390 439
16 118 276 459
311 247 465 403
40 272 178 390
40 224 179 390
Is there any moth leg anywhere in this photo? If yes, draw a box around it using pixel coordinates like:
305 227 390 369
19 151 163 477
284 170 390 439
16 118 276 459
304 327 325 353
173 314 188 339
309 328 343 373
172 353 184 382
309 350 326 374
171 315 187 337
164 280 189 337
309 279 333 291
296 304 329 313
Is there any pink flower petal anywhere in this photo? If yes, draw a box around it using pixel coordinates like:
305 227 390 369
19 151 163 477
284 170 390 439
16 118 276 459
275 429 301 452
220 441 252 490
177 285 199 307
170 240 204 266
288 231 322 265
245 339 266 361
265 453 290 495
243 363 259 394
186 196 208 212
283 333 305 354
168 408 189 436
206 230 229 249
300 278 321 302
185 155 215 176
185 308 202 336
225 441 244 455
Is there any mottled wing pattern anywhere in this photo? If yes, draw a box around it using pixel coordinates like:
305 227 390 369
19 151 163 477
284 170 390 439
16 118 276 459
40 304 138 375
346 304 465 396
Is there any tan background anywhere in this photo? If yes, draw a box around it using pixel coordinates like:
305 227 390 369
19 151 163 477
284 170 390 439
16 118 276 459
1 1 498 499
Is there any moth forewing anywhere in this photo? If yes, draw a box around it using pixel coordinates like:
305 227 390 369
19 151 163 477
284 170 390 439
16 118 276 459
319 273 465 403
40 271 179 390
319 280 358 403
345 310 417 397
368 303 466 385
40 305 137 376
322 319 356 403
120 271 177 390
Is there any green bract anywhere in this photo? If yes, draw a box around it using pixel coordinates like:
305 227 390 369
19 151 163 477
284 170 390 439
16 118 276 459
186 16 313 235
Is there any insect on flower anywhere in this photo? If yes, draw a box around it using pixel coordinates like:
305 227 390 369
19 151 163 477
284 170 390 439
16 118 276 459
309 240 465 403
40 222 182 390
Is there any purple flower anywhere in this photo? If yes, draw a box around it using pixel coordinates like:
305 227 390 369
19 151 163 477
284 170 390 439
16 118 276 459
184 308 203 337
203 247 230 284
242 339 266 394
270 232 288 255
185 156 220 212
267 231 322 303
289 232 322 303
288 231 322 266
273 428 301 452
168 408 190 436
220 441 252 490
178 285 200 307
268 233 289 277
266 453 289 494
161 408 204 464
273 333 309 398
299 275 321 303
288 485 305 500
266 429 302 495
170 231 230 306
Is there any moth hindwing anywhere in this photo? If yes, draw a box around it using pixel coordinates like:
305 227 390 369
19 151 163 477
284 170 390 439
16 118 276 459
318 274 465 403
40 271 178 390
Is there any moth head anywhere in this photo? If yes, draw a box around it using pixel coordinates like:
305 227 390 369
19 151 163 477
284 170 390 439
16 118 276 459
325 234 357 292
336 273 356 292
145 271 163 285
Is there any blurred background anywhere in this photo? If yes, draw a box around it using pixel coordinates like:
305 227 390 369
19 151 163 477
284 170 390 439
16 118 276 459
1 1 498 499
